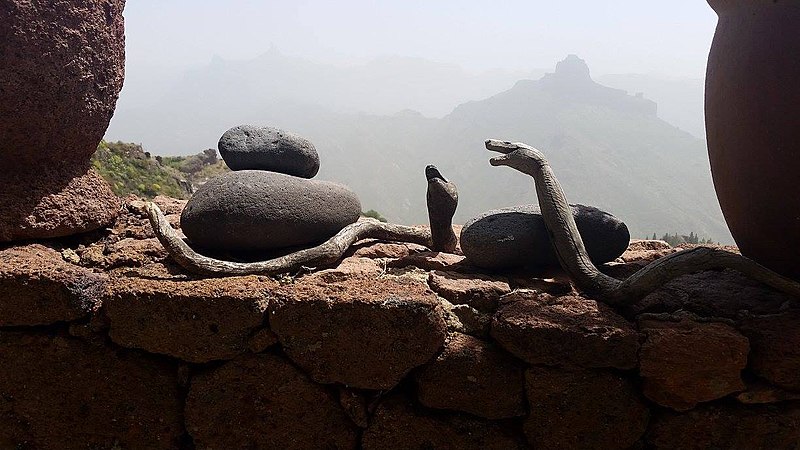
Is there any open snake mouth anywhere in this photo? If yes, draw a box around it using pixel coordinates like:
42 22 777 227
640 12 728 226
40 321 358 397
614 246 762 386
485 139 517 166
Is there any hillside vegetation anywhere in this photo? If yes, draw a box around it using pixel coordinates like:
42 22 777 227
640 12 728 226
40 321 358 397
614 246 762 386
91 141 229 199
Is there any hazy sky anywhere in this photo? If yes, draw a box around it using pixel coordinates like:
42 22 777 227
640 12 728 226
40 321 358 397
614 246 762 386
124 0 718 77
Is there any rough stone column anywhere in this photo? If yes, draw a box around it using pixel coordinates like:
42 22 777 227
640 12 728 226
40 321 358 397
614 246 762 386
0 0 126 241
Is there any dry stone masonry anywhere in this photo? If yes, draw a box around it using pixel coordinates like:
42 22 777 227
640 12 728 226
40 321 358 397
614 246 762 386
1 197 799 448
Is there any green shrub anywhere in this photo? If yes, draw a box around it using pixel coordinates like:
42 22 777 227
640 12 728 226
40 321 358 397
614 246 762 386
362 209 388 222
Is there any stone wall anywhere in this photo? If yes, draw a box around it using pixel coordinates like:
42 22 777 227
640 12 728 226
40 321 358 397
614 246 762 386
1 196 799 449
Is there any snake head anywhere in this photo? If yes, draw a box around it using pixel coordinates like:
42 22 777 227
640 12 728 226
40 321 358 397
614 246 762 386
485 139 549 176
425 164 448 183
425 164 458 217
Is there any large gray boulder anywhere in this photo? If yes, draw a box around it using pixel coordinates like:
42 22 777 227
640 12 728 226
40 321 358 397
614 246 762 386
460 204 629 270
218 125 320 178
181 170 360 252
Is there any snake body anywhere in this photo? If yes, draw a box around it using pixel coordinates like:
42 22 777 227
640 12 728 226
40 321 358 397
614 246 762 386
485 139 800 305
426 165 459 253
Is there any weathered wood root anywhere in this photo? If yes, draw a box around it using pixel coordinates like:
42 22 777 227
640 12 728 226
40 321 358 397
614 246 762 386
146 202 433 277
146 164 458 277
485 139 800 306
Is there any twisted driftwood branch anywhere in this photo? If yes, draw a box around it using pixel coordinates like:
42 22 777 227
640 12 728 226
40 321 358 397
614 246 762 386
146 165 458 276
485 139 800 305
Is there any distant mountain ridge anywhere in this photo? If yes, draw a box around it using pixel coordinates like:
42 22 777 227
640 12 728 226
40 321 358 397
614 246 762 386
105 54 731 242
598 73 705 138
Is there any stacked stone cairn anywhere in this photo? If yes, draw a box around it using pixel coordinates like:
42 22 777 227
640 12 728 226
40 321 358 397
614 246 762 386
180 125 362 253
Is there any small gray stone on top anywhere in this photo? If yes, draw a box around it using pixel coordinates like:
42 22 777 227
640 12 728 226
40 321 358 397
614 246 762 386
460 204 629 270
218 125 320 178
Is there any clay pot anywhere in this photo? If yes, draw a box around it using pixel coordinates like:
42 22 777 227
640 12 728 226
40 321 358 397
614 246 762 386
705 0 800 279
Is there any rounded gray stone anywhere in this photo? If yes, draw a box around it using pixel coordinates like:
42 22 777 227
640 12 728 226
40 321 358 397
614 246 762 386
218 125 320 178
460 204 629 270
181 171 360 252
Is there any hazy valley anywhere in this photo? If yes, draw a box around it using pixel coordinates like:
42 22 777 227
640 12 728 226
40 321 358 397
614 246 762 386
106 52 728 242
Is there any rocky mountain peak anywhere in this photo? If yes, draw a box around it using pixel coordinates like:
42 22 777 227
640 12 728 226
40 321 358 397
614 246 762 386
554 54 592 82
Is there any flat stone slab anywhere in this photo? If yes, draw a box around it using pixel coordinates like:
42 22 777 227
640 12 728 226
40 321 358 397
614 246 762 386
362 395 524 450
181 170 361 252
491 291 639 369
104 276 272 363
736 380 800 405
524 367 649 449
0 244 106 326
740 310 800 391
186 353 358 449
269 276 447 390
460 203 629 270
415 333 526 419
218 125 320 177
629 268 793 319
388 251 468 272
647 404 800 449
639 318 749 411
0 332 183 449
428 270 511 312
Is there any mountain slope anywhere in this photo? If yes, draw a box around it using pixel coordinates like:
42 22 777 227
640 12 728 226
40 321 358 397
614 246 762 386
598 73 705 138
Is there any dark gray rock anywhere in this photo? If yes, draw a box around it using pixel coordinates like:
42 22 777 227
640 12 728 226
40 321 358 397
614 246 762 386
460 204 629 270
181 171 360 252
218 125 320 177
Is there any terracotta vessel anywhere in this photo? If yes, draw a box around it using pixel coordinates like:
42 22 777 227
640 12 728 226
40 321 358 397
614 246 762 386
705 0 800 279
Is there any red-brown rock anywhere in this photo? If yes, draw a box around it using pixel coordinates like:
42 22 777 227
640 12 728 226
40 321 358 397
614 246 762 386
736 380 800 405
0 332 183 449
492 291 639 369
389 251 467 272
0 244 106 326
415 333 525 419
151 195 187 215
740 310 800 391
627 239 672 251
79 237 167 269
302 256 383 283
639 318 749 411
646 404 800 449
247 327 279 353
104 276 272 363
338 388 372 428
601 244 677 279
628 269 792 319
447 302 492 337
524 367 649 449
508 275 573 295
0 166 120 241
351 240 426 259
362 395 525 450
428 270 511 312
270 276 447 389
0 0 125 168
186 353 358 449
